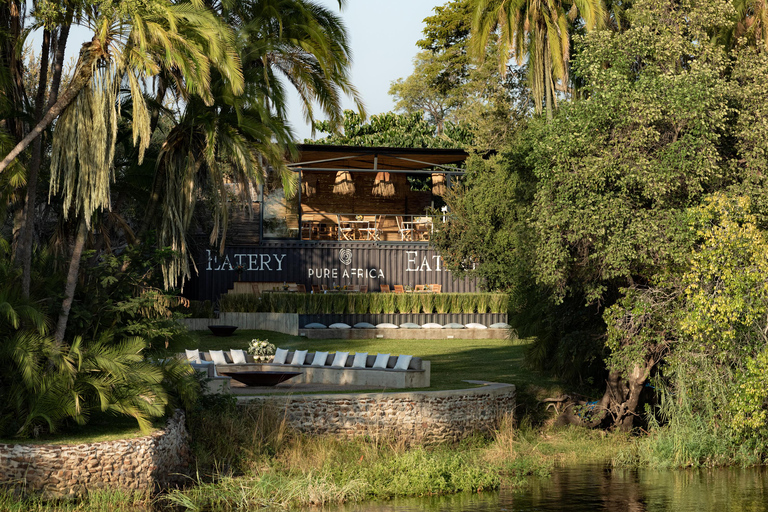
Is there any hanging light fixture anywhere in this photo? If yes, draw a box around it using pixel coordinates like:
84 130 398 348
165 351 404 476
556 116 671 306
332 170 355 195
432 173 447 196
372 171 395 197
301 174 317 197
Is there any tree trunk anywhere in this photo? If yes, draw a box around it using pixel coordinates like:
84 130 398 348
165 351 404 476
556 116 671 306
17 28 51 297
55 218 87 344
0 39 100 174
18 8 73 298
545 51 553 122
0 0 27 142
555 365 651 431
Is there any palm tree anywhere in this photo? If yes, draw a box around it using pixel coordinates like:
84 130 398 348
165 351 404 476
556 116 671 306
34 0 243 343
143 0 365 288
471 0 604 120
0 0 242 174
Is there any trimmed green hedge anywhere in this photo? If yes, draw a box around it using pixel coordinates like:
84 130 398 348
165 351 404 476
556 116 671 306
218 293 509 315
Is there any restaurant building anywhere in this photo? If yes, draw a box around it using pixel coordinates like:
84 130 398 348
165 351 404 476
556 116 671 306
187 144 479 301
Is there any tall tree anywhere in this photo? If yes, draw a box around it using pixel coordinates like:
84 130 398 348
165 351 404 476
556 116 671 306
144 0 365 289
40 0 243 342
390 0 528 149
471 0 604 119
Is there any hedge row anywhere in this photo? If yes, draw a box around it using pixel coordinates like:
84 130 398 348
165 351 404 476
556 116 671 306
218 292 509 315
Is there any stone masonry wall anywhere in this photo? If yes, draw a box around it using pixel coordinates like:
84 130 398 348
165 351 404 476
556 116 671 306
0 410 191 498
247 382 515 443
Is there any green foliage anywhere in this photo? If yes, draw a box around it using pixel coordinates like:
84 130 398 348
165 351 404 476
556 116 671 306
387 0 529 149
312 110 472 148
66 241 192 350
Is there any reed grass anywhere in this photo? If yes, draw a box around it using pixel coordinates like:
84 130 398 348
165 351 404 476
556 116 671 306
0 489 150 511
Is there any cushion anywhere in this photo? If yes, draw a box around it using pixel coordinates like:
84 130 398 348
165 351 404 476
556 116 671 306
353 322 376 329
304 323 327 329
331 351 349 368
185 349 201 363
328 323 351 329
375 323 399 329
273 347 289 364
312 351 329 366
352 352 368 368
443 323 465 329
209 350 228 365
490 322 512 329
399 323 421 329
230 349 247 364
394 354 413 370
465 323 488 330
373 353 391 369
291 349 308 365
422 323 443 329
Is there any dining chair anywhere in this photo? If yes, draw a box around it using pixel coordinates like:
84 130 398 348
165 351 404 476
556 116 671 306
380 284 390 293
396 216 413 241
414 284 425 292
321 284 328 291
431 284 442 293
312 285 321 293
296 284 306 293
360 215 384 241
393 285 405 294
360 285 368 293
337 215 355 240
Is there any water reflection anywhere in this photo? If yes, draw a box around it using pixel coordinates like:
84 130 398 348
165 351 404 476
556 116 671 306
332 465 768 512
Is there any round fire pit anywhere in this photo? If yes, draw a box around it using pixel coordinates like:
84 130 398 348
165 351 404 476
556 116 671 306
208 325 238 336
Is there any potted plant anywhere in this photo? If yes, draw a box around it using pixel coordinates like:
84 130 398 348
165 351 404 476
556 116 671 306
247 339 276 362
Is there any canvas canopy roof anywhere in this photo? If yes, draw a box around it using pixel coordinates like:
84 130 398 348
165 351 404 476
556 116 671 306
288 144 469 175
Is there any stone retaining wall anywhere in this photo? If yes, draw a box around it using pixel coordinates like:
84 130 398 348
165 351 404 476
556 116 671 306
243 382 515 443
0 410 191 498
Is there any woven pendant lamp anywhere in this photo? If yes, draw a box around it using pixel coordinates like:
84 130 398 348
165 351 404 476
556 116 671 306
432 173 447 196
372 171 395 197
332 170 355 195
301 176 317 197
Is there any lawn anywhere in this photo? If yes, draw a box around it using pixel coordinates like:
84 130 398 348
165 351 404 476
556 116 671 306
174 329 567 396
0 414 162 445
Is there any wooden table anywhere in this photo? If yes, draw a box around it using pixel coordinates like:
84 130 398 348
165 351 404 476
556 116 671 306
338 220 370 240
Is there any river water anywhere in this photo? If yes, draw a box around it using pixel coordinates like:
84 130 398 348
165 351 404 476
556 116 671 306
332 465 768 512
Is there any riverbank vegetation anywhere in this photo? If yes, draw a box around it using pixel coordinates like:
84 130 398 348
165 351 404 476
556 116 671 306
3 0 768 507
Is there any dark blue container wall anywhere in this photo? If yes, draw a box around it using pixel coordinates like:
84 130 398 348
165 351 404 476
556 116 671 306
189 241 478 302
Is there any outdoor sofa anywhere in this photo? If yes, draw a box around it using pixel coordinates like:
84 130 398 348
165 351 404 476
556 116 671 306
185 349 430 388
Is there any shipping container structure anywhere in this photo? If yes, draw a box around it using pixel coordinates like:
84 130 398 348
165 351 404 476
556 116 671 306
187 144 480 302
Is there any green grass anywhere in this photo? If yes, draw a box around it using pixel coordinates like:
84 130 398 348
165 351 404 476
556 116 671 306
173 329 564 394
0 414 161 446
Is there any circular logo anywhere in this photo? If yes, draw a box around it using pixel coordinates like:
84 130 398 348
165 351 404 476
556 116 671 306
339 248 352 266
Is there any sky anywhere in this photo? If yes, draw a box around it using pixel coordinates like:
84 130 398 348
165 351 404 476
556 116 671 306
29 0 439 141
291 1 438 141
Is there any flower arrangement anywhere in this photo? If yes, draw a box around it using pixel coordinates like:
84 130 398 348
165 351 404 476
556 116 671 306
247 339 276 362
